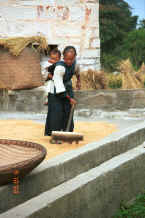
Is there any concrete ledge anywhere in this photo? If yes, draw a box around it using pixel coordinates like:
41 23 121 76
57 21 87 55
1 145 145 218
1 122 145 213
1 89 145 112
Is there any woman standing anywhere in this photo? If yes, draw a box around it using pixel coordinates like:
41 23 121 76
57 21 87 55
44 46 77 144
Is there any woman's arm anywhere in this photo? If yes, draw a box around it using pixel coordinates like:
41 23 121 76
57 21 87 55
53 66 77 105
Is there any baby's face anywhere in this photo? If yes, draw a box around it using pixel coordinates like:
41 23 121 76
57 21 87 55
50 54 60 63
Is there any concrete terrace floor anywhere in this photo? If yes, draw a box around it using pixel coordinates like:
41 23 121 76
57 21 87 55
0 109 144 160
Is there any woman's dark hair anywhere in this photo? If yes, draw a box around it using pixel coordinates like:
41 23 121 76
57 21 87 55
63 46 77 56
50 48 61 58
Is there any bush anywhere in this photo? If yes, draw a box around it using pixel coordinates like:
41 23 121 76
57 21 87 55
114 192 145 218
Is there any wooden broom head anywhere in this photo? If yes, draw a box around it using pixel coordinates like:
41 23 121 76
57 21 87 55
51 131 84 143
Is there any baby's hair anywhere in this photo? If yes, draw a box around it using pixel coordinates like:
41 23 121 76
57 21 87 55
63 46 77 56
50 48 61 58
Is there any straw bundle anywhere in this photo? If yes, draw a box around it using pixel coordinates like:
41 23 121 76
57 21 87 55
0 36 48 56
134 62 145 84
119 59 143 89
72 69 107 90
139 62 145 74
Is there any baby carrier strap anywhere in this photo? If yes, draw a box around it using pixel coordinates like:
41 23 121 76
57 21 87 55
47 63 56 75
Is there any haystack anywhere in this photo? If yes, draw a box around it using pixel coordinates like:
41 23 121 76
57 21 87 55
134 62 145 84
119 59 144 89
0 36 48 90
139 62 145 74
72 69 107 90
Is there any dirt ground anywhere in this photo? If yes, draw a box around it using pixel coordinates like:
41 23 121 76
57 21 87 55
0 120 118 160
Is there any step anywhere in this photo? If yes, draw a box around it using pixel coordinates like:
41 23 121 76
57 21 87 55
1 144 145 218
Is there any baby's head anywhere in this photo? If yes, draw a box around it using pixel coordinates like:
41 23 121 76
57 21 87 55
63 46 77 66
49 48 61 63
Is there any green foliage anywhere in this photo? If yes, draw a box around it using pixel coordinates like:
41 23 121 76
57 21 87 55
121 29 145 69
139 19 145 29
99 0 138 53
101 54 121 72
114 192 145 218
99 0 139 72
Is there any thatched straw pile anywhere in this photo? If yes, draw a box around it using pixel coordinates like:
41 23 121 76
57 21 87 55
72 69 107 90
139 62 145 74
0 36 48 56
119 59 144 89
134 62 145 84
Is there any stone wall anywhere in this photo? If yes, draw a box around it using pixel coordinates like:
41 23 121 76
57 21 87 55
1 88 145 113
0 0 100 70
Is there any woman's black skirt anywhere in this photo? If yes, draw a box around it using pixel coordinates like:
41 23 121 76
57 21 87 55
44 93 74 136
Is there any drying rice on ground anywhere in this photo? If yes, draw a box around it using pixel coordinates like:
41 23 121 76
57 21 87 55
0 120 118 160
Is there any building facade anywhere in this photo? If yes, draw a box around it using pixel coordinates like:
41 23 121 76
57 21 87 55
0 0 100 70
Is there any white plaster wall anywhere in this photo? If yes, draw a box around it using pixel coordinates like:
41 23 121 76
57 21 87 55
0 0 100 70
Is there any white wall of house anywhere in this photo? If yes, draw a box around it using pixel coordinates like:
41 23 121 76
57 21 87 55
0 0 100 70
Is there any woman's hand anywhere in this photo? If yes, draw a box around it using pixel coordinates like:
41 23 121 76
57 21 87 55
70 98 77 105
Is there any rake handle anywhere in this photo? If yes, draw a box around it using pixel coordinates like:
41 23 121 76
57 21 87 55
66 104 75 132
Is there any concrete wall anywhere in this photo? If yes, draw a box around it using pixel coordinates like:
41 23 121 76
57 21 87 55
1 88 145 113
1 121 145 215
0 145 145 218
0 0 100 70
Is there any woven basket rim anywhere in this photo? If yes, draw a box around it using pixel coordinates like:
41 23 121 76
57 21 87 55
0 139 47 172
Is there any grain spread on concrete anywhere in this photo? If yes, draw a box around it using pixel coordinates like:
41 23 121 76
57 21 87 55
0 120 118 160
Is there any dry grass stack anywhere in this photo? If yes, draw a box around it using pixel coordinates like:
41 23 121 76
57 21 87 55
119 59 144 89
72 69 107 90
134 62 145 84
139 62 145 74
0 36 48 90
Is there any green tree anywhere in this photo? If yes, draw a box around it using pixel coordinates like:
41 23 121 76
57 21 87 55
139 19 145 29
99 0 138 52
121 29 145 69
99 0 138 71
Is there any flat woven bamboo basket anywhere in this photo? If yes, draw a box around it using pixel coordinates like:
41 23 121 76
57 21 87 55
0 139 47 186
